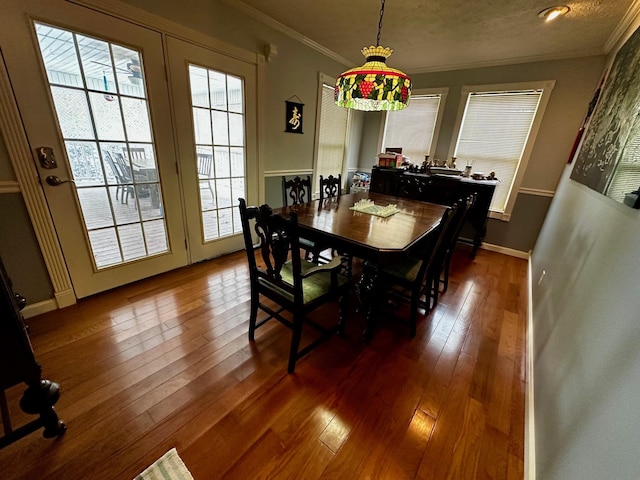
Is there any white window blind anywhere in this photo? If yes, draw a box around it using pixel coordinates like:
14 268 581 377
382 94 441 163
606 133 640 202
454 90 543 212
316 83 348 185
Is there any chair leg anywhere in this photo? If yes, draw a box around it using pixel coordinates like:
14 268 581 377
338 290 349 336
288 314 304 373
409 289 419 338
341 254 353 279
248 289 259 341
431 273 440 308
442 259 451 293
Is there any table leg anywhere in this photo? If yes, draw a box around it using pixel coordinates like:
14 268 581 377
355 261 382 342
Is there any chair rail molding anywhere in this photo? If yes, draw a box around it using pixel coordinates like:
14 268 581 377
264 169 314 177
0 181 20 194
0 56 75 308
518 187 555 197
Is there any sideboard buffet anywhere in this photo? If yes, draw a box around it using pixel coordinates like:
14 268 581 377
369 167 498 256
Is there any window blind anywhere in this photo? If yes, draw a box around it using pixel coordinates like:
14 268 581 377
316 84 348 184
382 95 441 163
454 90 542 212
606 133 640 202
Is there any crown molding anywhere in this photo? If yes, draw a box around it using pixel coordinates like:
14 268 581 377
221 0 354 68
604 0 640 54
406 49 606 75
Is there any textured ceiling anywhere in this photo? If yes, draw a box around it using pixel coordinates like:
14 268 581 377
223 0 637 72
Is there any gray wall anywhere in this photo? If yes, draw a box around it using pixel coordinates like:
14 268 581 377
359 56 607 252
532 166 640 479
124 0 350 174
531 24 640 480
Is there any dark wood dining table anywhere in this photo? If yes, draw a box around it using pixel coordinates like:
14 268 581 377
275 191 448 338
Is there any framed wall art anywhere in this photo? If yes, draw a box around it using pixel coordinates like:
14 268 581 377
570 25 640 208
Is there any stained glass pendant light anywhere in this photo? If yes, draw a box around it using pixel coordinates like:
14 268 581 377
335 0 411 111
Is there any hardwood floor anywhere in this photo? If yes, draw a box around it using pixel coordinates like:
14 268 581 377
0 246 527 479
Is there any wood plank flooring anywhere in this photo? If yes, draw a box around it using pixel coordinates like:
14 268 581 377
0 246 527 479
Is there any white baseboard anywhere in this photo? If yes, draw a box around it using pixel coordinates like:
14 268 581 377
22 299 58 319
480 242 529 259
525 254 536 480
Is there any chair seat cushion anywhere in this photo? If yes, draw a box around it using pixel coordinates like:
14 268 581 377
380 257 423 282
259 259 348 304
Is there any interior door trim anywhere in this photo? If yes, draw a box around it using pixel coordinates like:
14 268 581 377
0 54 76 308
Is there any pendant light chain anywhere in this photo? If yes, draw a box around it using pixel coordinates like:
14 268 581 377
376 0 385 47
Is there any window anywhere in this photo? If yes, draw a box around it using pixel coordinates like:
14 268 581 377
451 81 555 218
313 73 349 194
606 133 640 203
381 89 447 163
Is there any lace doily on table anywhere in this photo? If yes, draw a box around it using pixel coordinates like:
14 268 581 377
349 199 399 217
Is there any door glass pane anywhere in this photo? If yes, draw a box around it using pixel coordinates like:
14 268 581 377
35 21 169 270
51 87 95 139
89 92 126 140
189 64 246 242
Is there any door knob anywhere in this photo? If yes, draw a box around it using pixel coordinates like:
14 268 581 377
45 175 75 186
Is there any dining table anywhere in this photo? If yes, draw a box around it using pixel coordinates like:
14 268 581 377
275 191 448 339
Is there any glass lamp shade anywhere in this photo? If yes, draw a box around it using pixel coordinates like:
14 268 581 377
335 46 411 111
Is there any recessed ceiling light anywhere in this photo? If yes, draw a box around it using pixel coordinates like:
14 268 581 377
538 5 570 22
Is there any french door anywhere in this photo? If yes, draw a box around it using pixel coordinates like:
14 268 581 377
0 0 257 297
166 37 258 262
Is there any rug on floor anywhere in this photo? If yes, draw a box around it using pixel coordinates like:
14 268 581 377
133 448 194 480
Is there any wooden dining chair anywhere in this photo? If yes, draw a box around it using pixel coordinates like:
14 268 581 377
431 194 477 305
281 175 323 262
103 151 133 204
318 174 342 201
238 198 351 373
376 204 456 337
196 152 215 199
281 175 312 206
123 147 152 199
318 174 352 275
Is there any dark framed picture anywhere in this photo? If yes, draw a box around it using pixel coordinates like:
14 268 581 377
570 25 640 207
285 100 304 134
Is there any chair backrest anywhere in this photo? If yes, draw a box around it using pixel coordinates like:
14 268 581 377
103 151 130 183
318 174 342 201
126 147 147 163
113 152 134 180
238 198 303 299
281 175 312 206
197 153 213 178
449 194 476 248
412 204 457 282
